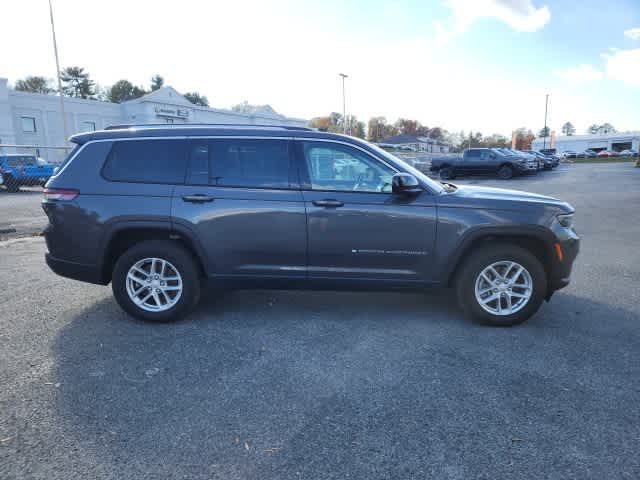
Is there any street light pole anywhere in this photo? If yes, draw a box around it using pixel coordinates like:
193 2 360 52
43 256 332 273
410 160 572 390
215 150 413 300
48 0 69 143
543 94 549 150
339 73 348 135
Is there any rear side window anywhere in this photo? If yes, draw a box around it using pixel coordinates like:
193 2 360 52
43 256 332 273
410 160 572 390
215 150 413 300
466 150 480 158
102 140 186 184
186 139 292 189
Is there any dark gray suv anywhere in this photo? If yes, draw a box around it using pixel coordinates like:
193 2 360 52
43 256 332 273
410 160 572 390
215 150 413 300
43 125 579 326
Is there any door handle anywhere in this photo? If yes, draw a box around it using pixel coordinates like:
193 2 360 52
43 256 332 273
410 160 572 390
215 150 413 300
312 199 344 208
182 194 214 203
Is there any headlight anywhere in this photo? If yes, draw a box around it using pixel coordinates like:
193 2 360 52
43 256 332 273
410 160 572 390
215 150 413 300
557 213 574 228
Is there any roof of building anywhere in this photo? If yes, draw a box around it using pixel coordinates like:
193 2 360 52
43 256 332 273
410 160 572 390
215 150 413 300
379 134 448 146
126 87 297 121
536 131 640 143
380 134 429 145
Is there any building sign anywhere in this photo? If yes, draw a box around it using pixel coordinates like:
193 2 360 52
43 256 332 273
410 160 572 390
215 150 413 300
154 106 189 119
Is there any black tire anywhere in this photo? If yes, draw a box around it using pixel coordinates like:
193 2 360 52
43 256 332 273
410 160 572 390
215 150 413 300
455 244 547 326
497 165 513 180
4 176 19 192
439 166 456 180
112 240 201 322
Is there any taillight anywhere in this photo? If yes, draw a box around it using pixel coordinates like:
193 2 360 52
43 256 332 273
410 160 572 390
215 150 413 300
43 188 79 201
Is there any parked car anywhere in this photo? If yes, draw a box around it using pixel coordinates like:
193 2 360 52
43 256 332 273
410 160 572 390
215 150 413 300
597 150 612 157
619 149 638 157
583 150 597 158
0 154 56 192
431 148 537 180
609 150 620 157
43 125 579 326
535 150 560 167
496 148 539 173
562 151 578 159
515 150 541 170
530 151 554 170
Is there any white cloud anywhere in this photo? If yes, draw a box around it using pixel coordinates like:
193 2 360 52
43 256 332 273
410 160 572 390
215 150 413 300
553 64 604 83
605 48 640 86
624 27 640 40
436 0 551 41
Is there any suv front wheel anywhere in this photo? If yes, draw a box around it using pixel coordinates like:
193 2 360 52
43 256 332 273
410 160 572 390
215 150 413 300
455 244 547 326
112 240 201 322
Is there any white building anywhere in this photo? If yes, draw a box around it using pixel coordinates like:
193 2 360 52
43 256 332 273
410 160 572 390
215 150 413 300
377 134 450 154
0 77 307 163
531 131 640 154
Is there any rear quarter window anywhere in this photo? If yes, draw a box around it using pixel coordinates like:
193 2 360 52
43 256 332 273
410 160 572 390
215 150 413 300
102 139 187 184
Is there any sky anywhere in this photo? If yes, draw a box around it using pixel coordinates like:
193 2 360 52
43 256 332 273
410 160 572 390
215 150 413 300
1 0 639 136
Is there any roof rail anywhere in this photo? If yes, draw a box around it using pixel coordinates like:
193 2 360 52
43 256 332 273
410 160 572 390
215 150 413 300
104 123 312 131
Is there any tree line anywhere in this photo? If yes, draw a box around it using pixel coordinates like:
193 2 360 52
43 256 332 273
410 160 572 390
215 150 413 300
13 69 210 106
309 114 447 143
14 72 618 143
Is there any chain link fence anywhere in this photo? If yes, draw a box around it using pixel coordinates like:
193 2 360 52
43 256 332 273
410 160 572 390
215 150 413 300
0 144 72 192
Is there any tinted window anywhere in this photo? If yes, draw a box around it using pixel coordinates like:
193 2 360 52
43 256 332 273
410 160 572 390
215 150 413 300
7 156 36 166
466 150 481 158
103 140 186 184
302 142 394 193
185 139 291 188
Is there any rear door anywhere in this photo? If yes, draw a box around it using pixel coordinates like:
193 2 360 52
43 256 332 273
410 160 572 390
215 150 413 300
172 137 307 280
296 140 437 284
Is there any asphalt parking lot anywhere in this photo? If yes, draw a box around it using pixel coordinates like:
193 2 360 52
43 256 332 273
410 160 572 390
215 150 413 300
1 163 639 479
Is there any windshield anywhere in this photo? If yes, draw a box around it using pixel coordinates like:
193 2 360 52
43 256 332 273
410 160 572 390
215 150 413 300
491 149 507 157
368 143 445 194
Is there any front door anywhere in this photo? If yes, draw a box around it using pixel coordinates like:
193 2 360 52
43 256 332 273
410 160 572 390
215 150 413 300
296 140 437 284
172 138 307 280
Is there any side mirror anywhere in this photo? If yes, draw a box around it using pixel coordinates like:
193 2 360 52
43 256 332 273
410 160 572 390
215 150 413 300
392 173 422 195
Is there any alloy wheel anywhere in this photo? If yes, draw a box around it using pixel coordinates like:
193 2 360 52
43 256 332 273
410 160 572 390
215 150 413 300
474 260 533 316
125 257 183 312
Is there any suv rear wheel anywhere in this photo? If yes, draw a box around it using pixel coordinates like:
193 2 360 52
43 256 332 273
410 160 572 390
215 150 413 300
455 244 547 326
112 240 201 322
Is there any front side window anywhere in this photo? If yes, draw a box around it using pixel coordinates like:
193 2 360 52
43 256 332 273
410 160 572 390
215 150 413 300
21 116 36 133
103 139 186 184
185 139 292 188
302 142 394 193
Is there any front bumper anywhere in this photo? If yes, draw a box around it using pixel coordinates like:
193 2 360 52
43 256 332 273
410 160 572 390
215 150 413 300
548 230 580 294
514 162 538 174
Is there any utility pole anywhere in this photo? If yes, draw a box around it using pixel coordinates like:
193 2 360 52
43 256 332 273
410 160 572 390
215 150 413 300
49 0 69 143
543 94 549 149
339 73 348 135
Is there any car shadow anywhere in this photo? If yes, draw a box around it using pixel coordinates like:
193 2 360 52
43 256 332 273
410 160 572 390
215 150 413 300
51 290 638 478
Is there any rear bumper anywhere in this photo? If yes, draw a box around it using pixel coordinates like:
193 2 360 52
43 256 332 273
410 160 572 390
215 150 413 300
45 253 107 285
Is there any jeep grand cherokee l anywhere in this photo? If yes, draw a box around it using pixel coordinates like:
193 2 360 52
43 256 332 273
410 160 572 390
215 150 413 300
43 125 579 326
